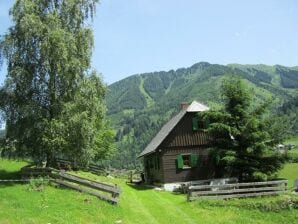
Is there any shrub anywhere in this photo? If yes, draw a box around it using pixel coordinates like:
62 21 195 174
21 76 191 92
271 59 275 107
27 177 49 192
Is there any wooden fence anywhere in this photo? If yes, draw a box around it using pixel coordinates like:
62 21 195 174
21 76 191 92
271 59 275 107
50 170 120 204
20 166 120 205
188 178 238 187
88 164 105 175
55 158 105 174
21 166 53 178
187 179 288 201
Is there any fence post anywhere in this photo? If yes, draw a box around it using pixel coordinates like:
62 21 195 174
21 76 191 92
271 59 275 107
187 187 191 202
129 171 133 183
112 184 117 198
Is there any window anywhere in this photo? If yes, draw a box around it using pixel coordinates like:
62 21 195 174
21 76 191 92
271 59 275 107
192 117 199 131
182 155 191 168
192 116 209 131
177 154 198 169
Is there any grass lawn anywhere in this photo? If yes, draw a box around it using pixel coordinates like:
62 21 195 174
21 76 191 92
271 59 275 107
285 136 298 165
284 136 298 146
0 159 297 224
278 163 298 189
285 136 298 155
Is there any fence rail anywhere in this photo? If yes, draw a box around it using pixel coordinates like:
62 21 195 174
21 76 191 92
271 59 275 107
21 166 52 178
187 179 288 201
50 171 120 204
55 158 105 174
19 166 120 205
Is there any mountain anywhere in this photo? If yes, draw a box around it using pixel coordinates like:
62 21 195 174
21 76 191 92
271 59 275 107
106 62 298 168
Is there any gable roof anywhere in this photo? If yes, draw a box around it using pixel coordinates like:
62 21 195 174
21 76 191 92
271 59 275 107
186 101 209 112
139 101 209 157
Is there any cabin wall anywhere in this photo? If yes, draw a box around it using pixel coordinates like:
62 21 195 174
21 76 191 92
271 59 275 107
144 152 164 183
143 112 214 183
160 112 213 183
161 147 214 183
161 112 209 147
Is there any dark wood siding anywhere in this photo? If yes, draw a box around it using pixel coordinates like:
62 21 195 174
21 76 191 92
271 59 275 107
160 112 209 148
144 152 164 183
161 147 215 183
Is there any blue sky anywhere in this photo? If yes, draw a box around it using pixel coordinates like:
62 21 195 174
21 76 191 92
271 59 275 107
1 0 298 84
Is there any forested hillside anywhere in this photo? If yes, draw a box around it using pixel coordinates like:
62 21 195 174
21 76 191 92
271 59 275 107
106 62 298 168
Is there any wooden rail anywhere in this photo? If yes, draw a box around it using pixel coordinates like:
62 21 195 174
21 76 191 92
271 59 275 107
21 166 52 178
20 166 120 205
88 164 105 175
187 180 288 201
55 158 105 174
51 170 120 204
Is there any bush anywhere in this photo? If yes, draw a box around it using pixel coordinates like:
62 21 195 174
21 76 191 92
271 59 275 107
27 177 49 192
252 172 268 181
196 195 298 212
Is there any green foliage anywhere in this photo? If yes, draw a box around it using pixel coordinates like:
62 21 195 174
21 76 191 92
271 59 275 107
142 71 174 100
27 177 49 192
107 76 147 114
198 77 288 181
277 67 298 88
42 74 115 166
198 195 298 212
278 96 298 136
0 0 114 166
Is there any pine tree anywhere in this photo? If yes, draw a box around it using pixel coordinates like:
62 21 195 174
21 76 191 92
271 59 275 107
199 77 287 181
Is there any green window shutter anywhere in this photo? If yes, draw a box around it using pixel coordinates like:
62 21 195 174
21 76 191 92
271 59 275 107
177 155 183 169
192 117 199 131
190 154 198 168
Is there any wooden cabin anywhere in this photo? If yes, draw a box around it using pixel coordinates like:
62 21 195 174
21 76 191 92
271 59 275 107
139 101 214 184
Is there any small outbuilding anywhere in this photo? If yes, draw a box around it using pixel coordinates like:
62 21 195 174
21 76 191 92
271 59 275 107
139 101 214 184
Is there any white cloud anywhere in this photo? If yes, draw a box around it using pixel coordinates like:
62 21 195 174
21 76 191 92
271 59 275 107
235 32 240 37
234 31 247 38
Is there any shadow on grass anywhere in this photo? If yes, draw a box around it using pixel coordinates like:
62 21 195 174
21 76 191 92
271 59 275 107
0 169 25 188
0 169 22 179
126 182 155 191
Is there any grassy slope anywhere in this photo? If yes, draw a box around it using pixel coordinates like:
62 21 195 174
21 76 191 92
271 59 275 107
278 163 298 189
139 76 155 108
285 136 298 146
279 137 298 188
0 159 297 224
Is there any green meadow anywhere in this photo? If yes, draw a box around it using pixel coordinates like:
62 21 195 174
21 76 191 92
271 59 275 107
0 159 297 224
